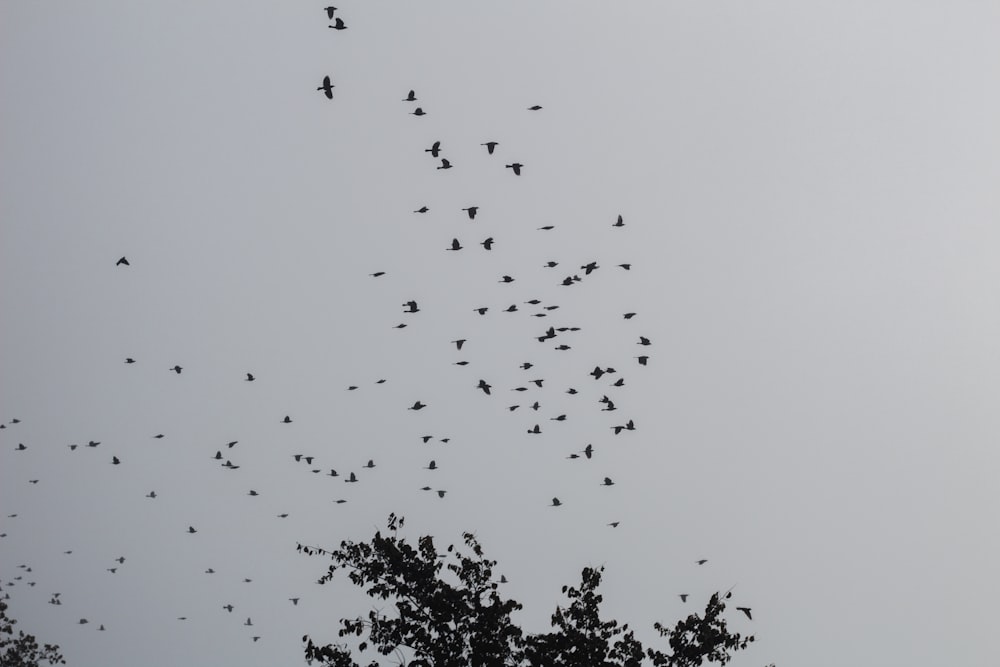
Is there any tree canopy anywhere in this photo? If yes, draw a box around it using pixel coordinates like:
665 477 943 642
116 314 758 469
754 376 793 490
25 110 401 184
0 599 66 667
299 514 761 667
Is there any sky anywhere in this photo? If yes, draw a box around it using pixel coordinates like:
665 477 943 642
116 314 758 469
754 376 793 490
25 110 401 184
2 2 1000 666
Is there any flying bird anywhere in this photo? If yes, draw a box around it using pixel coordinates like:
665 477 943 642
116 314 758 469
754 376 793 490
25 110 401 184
476 379 491 395
623 312 637 319
550 497 562 506
345 472 358 483
499 275 515 283
696 559 708 565
402 300 419 313
245 373 255 381
528 105 543 111
324 6 337 19
452 339 466 350
447 238 462 251
125 357 136 363
638 336 651 346
425 141 442 157
636 356 649 366
481 141 498 154
116 256 129 266
403 89 417 101
282 415 292 424
413 206 429 213
329 17 347 30
412 108 427 117
408 401 426 411
736 607 752 620
462 206 479 219
188 526 197 534
170 365 182 374
425 460 437 470
317 76 334 99
505 163 523 175
613 214 625 227
480 237 494 250
370 271 386 277
602 477 615 486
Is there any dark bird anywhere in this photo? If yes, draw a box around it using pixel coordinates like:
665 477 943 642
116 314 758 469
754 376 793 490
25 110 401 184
370 271 386 277
329 17 347 30
282 415 292 424
481 237 494 250
608 522 621 528
538 225 555 231
146 491 157 498
505 163 523 175
412 107 427 117
528 105 543 111
111 456 120 465
408 401 426 411
462 206 479 219
499 275 515 283
612 378 625 387
602 477 615 486
436 490 446 498
453 361 469 366
447 238 462 251
125 358 136 364
248 490 258 496
115 256 130 267
413 206 429 213
227 440 238 448
452 339 466 350
590 366 606 380
527 424 541 434
638 336 651 346
345 472 357 483
696 559 708 565
327 469 339 477
277 513 289 518
581 261 599 275
421 435 433 443
481 141 498 154
618 263 632 270
363 460 375 469
504 305 518 312
403 300 419 313
425 141 442 157
474 307 488 315
636 356 649 366
170 365 183 374
394 323 407 329
623 312 637 319
188 526 197 534
736 607 752 620
15 443 26 451
425 460 437 470
613 214 625 227
476 379 492 395
245 373 255 382
223 604 234 613
290 598 300 606
679 594 689 602
403 89 416 101
317 75 334 99
550 497 562 506
583 444 594 459
544 261 559 268
550 414 566 421
520 362 533 369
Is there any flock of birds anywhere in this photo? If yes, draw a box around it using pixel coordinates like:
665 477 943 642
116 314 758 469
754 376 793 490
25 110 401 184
0 4 751 659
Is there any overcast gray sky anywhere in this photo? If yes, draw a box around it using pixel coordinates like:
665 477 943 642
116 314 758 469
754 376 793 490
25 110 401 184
2 3 1000 666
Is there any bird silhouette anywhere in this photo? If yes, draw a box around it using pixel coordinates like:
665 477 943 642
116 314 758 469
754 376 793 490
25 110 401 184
447 238 462 251
412 108 427 117
696 559 708 565
473 307 488 315
638 336 651 346
636 356 649 366
290 597 300 606
111 456 120 465
403 89 417 101
170 365 182 374
282 415 292 424
245 373 255 381
125 357 136 363
462 206 479 219
402 300 419 313
550 497 562 506
187 527 197 534
623 312 637 319
618 263 631 270
476 379 492 395
425 460 437 470
329 17 347 30
679 594 689 602
409 401 426 410
481 141 498 154
370 271 386 277
613 214 625 227
363 459 375 469
223 604 234 612
317 76 334 99
736 607 752 620
452 339 466 350
116 256 129 266
527 424 541 434
505 163 523 175
602 477 615 486
413 206 429 214
528 105 543 111
499 275 515 283
425 141 442 157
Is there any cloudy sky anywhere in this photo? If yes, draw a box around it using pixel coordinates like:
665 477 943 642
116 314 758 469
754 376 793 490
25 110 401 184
2 3 999 666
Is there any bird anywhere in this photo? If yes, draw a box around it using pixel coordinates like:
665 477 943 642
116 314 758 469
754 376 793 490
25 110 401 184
408 401 426 410
403 89 417 101
679 594 689 602
345 472 358 484
618 263 632 270
289 598 300 606
602 477 615 486
499 275 515 283
223 604 234 613
550 497 562 506
402 300 419 313
462 206 479 219
282 415 292 424
436 490 446 498
608 522 620 528
15 443 26 451
473 307 488 315
447 238 462 251
544 261 559 268
623 312 637 319
696 559 708 565
324 6 337 19
146 491 157 499
124 358 135 364
505 163 523 175
245 373 255 382
245 617 253 626
363 459 375 469
636 356 649 366
317 76 334 99
329 17 347 30
538 225 555 231
612 214 625 227
583 444 594 459
425 141 442 157
412 107 427 117
736 607 752 620
370 271 386 277
170 365 182 374
116 256 129 266
481 141 498 154
528 105 543 111
452 339 466 350
111 456 120 465
425 460 437 470
581 261 599 275
248 490 259 496
527 424 541 434
638 336 651 346
476 379 491 395
187 527 197 534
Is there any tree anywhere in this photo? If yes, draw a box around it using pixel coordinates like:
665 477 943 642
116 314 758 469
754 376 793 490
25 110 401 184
299 514 760 667
0 599 66 667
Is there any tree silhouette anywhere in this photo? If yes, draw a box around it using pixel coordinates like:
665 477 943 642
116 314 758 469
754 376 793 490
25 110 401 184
299 514 760 667
0 599 66 667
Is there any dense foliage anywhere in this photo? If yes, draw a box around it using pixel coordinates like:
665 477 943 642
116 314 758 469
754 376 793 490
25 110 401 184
0 599 66 667
299 514 759 667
